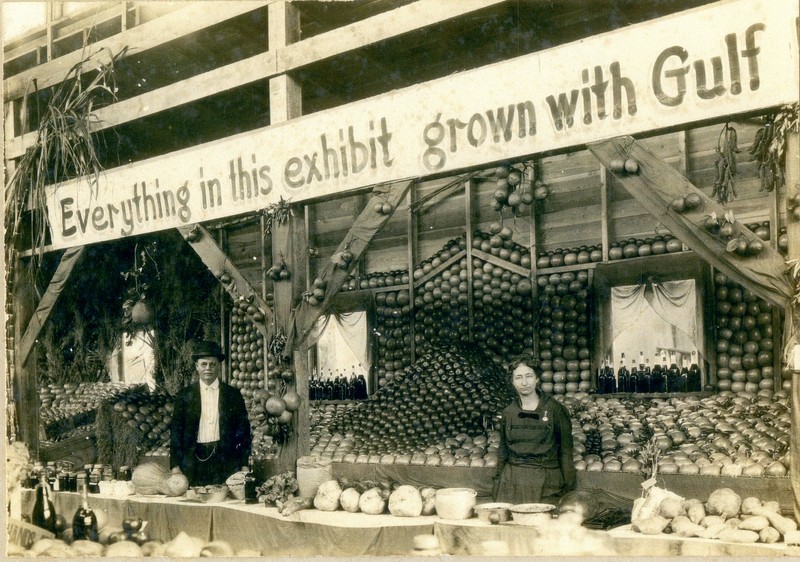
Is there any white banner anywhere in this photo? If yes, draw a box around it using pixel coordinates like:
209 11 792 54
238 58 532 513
45 0 799 249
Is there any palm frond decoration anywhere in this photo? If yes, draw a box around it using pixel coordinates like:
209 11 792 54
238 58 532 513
4 45 129 275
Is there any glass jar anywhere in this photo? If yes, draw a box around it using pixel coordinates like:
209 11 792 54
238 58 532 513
118 466 131 481
102 465 114 481
68 472 78 492
88 466 101 494
58 469 69 492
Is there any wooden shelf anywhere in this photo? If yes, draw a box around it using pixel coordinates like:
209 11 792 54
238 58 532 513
535 261 599 275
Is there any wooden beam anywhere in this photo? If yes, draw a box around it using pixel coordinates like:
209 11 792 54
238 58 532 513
5 0 506 159
18 247 86 368
12 256 41 457
175 223 276 341
589 136 791 309
288 179 413 353
277 0 507 71
3 2 269 100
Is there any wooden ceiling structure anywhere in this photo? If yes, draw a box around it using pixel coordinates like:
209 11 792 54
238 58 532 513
4 0 713 176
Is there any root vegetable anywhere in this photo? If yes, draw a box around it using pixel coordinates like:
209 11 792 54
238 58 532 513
670 516 705 538
752 507 798 536
359 487 387 515
762 501 781 513
659 497 685 519
759 527 781 543
388 485 423 517
339 488 361 513
738 515 769 532
313 480 343 512
632 515 670 535
700 522 727 539
684 499 706 524
740 497 762 515
701 515 726 528
717 529 759 543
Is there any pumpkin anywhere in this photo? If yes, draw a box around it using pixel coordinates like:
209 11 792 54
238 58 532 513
132 463 189 496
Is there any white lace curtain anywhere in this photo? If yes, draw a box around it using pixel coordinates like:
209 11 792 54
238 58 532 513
610 279 698 354
307 311 370 372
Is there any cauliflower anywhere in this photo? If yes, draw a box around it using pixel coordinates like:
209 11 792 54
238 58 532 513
388 485 423 517
358 487 387 515
706 488 742 519
313 480 342 512
339 488 361 513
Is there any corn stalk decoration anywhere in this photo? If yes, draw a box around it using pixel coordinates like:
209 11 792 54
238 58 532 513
4 46 128 276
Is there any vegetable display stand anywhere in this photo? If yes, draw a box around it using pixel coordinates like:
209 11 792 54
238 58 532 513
40 433 97 466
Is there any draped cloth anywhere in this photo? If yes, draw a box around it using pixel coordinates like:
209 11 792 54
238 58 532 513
610 280 697 356
306 311 370 374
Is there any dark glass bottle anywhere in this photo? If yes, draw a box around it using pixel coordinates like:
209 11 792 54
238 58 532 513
72 475 99 542
651 355 662 393
355 374 368 400
615 355 626 394
667 353 681 392
679 357 689 392
596 357 607 394
244 459 258 504
32 473 57 533
688 351 702 392
639 357 651 393
628 357 639 393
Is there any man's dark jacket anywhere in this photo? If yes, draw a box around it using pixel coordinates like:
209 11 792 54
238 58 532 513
170 381 251 482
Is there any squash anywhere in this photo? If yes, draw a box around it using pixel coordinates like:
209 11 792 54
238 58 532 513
132 463 189 496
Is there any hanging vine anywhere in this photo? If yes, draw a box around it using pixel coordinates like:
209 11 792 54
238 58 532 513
711 122 739 204
750 103 800 192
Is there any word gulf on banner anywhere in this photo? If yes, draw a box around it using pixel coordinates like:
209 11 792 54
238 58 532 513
45 0 798 249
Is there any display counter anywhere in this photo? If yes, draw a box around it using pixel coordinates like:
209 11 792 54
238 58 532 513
20 490 792 557
330 463 794 512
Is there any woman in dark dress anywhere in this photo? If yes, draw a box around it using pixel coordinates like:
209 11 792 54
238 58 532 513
492 352 576 504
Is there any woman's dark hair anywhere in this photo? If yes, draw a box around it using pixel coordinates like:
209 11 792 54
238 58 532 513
507 352 540 378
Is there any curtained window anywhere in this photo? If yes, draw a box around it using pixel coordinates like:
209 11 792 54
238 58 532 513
609 279 701 369
309 311 370 388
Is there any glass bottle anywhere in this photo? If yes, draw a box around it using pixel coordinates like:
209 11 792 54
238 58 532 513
651 354 662 393
46 462 57 490
679 356 689 392
688 351 702 392
72 474 99 542
596 359 606 394
244 458 258 504
615 354 626 394
667 352 681 393
639 358 651 393
628 356 639 393
31 472 57 533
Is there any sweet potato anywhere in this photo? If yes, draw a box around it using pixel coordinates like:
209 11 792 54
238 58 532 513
699 522 726 539
700 515 726 528
738 515 769 532
724 517 742 529
670 516 705 538
632 515 670 535
684 499 705 525
740 497 762 515
762 501 781 513
753 508 798 536
759 527 780 544
717 529 759 543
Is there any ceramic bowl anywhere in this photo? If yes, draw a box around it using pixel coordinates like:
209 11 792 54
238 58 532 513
474 502 513 524
509 503 556 525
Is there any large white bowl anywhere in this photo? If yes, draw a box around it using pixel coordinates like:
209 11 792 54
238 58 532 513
509 503 556 525
434 488 477 520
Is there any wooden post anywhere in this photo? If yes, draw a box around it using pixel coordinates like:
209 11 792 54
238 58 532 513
12 258 40 457
268 0 306 471
784 131 799 523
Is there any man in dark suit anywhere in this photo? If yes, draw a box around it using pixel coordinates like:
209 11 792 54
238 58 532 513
170 341 251 486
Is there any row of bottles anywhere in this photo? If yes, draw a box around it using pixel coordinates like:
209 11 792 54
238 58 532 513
25 461 130 492
32 469 98 541
310 367 368 400
597 350 702 394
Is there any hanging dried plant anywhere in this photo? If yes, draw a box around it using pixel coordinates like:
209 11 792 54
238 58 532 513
260 196 293 235
4 45 128 273
712 122 739 204
750 103 800 192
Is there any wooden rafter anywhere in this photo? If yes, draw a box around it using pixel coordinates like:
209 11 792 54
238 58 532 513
18 246 86 367
286 179 413 354
176 223 276 342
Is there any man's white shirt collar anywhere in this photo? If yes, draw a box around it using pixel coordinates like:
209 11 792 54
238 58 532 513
200 379 220 391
